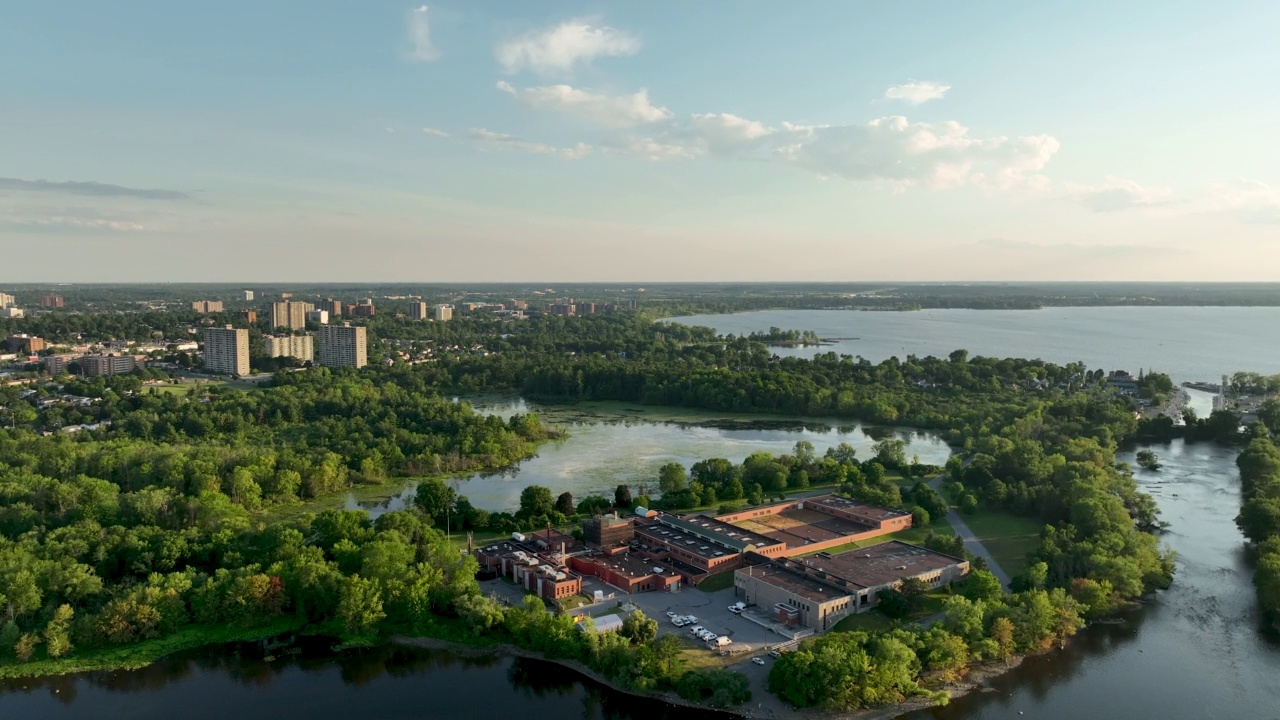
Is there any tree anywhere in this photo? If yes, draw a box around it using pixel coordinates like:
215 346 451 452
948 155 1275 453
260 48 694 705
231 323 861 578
960 569 1004 602
555 491 575 517
621 610 658 645
614 484 632 509
793 440 816 466
44 604 74 659
911 505 931 527
873 439 907 468
658 463 688 494
990 617 1015 664
518 485 555 519
14 632 39 662
1136 450 1161 471
413 479 456 524
338 575 385 635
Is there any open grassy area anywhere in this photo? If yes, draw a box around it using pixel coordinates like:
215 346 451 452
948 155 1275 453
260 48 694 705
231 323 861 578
832 610 893 633
696 569 736 593
955 510 1042 577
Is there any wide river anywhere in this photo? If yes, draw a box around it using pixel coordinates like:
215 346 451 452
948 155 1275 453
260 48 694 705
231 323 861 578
3 308 1278 719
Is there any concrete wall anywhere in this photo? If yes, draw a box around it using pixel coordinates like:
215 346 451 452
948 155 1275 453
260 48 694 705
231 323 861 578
734 571 854 632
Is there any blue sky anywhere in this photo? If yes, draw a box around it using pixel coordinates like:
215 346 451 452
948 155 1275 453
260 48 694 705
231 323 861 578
2 1 1279 281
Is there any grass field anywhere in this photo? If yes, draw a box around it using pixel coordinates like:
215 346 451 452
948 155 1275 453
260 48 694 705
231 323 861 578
143 378 262 395
696 570 736 593
956 510 1042 577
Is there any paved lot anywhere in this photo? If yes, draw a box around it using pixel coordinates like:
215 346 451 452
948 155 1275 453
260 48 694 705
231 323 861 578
625 586 785 652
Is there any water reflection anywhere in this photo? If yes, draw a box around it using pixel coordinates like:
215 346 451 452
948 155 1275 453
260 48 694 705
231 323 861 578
0 639 733 720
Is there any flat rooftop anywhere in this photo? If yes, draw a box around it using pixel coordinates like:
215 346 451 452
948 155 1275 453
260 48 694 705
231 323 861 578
634 523 740 561
806 496 911 524
790 541 964 590
737 563 848 604
661 514 782 550
579 551 681 580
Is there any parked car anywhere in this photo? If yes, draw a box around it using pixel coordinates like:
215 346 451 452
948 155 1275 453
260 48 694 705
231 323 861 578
728 606 742 614
752 657 766 665
769 650 781 658
689 625 705 635
686 615 698 623
672 618 685 627
665 611 677 618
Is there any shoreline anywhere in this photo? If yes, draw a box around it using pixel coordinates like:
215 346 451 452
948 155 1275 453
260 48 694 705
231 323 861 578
388 634 1031 720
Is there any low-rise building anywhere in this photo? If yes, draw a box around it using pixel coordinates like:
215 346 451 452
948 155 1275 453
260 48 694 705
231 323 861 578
568 550 682 593
4 334 46 354
0 307 23 318
583 513 635 548
475 539 582 601
733 541 970 633
80 354 142 376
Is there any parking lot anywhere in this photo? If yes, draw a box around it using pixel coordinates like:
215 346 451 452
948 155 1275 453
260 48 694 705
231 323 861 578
625 585 784 653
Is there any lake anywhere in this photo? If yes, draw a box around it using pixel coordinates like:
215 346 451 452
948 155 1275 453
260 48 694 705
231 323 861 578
345 398 952 515
670 307 1280 383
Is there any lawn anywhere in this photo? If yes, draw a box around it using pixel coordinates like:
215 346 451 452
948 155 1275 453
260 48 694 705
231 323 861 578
794 522 956 558
954 510 1042 577
832 610 893 633
696 570 736 593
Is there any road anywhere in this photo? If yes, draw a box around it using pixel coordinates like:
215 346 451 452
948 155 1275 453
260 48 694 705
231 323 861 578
928 475 1013 589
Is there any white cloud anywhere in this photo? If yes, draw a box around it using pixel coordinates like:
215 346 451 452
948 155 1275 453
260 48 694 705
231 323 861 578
1206 179 1280 224
496 81 671 128
408 5 439 63
467 128 592 159
1064 176 1173 212
495 20 640 75
884 81 951 105
420 127 451 138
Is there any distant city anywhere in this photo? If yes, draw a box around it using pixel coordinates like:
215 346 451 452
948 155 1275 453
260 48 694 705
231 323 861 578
0 287 640 380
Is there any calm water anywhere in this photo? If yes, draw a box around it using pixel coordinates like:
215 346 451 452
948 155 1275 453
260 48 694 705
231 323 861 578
4 440 1275 720
346 399 952 515
906 440 1280 720
5 309 1279 719
0 639 721 720
671 307 1280 383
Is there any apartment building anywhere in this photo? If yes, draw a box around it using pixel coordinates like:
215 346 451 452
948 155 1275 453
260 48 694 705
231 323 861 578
316 323 367 368
203 325 250 376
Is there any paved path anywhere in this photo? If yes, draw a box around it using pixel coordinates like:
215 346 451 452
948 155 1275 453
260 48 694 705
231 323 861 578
928 475 1014 589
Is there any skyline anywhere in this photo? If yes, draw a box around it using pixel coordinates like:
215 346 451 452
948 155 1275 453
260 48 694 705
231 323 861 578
3 2 1280 282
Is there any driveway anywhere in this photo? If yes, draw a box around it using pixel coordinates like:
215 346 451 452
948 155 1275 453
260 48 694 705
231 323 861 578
927 475 1013 589
626 586 785 651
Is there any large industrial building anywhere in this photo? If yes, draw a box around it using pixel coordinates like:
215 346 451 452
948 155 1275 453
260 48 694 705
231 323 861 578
734 541 970 633
203 326 250 376
716 495 913 555
316 323 367 368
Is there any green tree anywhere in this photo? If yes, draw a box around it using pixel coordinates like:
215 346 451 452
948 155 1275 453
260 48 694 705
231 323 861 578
338 575 385 635
44 604 74 659
620 610 658 645
555 491 576 517
658 463 688 494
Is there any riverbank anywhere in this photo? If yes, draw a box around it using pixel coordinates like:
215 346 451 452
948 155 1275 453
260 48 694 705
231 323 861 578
390 634 1032 720
0 618 305 680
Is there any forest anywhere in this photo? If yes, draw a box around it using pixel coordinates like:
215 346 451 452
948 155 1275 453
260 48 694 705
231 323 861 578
0 309 1185 710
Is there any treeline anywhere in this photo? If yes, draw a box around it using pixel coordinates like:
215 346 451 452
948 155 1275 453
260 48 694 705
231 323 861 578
1236 436 1280 624
770 570 1089 710
0 499 746 704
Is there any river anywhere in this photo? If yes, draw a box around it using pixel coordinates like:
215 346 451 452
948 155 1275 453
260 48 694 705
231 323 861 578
5 308 1280 718
670 307 1280 383
4 438 1275 719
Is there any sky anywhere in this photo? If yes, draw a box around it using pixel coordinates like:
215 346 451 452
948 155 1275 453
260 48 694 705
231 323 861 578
2 1 1279 282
